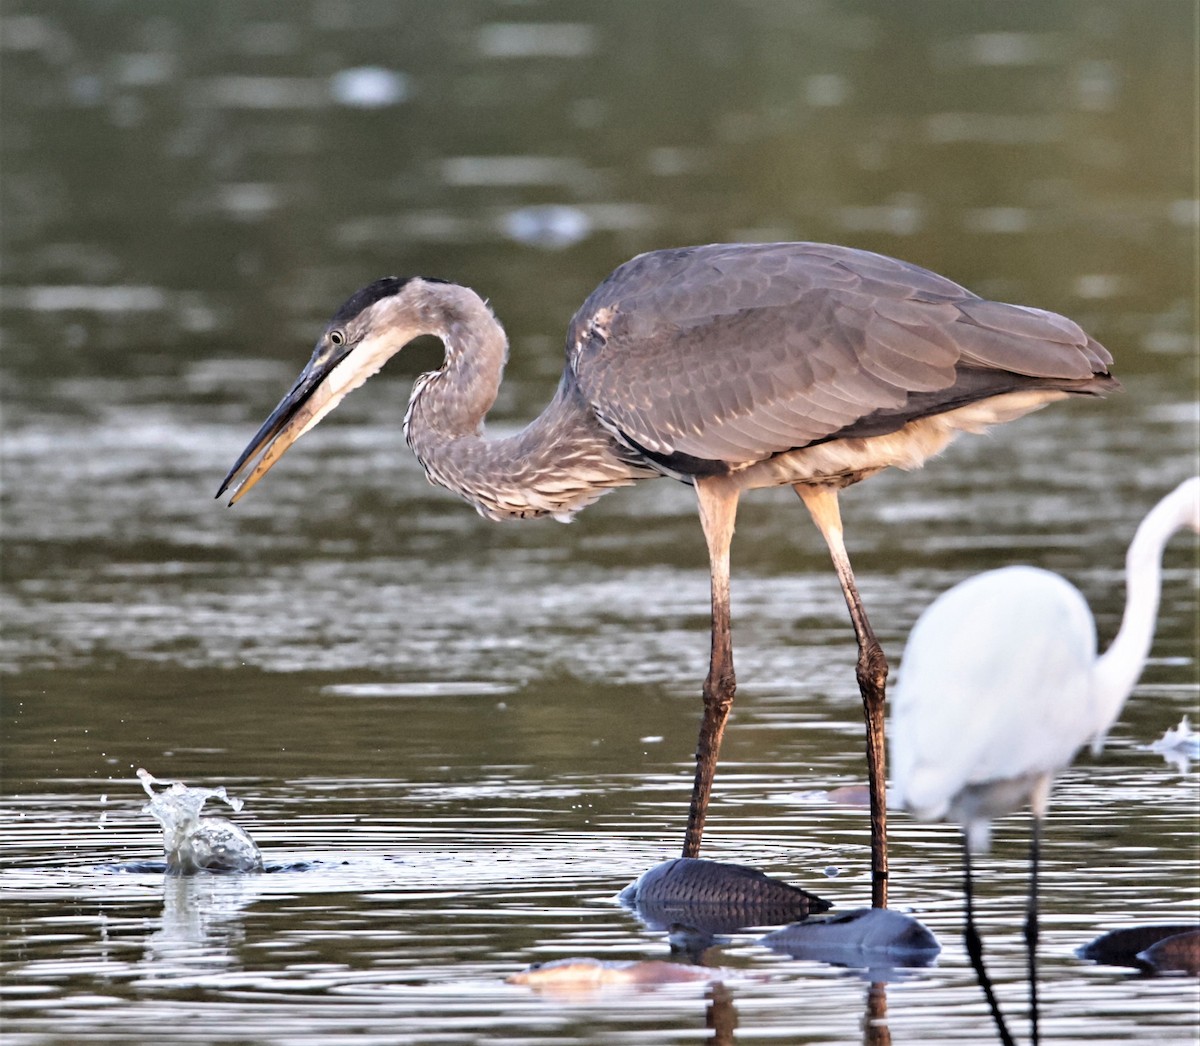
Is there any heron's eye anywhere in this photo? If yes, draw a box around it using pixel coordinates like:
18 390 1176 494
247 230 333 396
329 329 346 346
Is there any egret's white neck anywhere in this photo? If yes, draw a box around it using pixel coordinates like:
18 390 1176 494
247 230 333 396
1091 480 1200 744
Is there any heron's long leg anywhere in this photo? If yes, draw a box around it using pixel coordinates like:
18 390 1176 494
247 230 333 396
682 478 740 859
795 484 888 908
963 836 1017 1046
1026 816 1042 1046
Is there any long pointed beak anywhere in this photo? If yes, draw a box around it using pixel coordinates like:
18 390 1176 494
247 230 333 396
217 346 349 505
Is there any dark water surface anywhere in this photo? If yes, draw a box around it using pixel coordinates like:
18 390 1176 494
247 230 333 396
2 2 1198 1044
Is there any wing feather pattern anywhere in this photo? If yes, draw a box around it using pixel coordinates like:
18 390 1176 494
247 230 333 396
567 243 1116 470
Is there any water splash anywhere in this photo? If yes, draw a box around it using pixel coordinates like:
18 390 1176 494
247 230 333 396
137 769 263 875
1145 715 1200 771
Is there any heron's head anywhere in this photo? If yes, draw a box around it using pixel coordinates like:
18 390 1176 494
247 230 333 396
217 275 452 504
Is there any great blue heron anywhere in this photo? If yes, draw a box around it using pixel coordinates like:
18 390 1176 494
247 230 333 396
218 242 1118 908
890 476 1199 1044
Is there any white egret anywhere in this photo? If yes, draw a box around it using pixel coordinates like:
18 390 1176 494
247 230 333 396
891 475 1200 1045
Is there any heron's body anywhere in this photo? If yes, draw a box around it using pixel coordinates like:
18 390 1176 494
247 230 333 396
889 476 1199 1045
220 242 1118 908
382 243 1113 522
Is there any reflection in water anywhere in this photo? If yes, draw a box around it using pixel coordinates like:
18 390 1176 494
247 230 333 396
512 963 895 1046
863 981 891 1046
707 981 736 1046
143 874 256 974
501 204 592 250
328 67 409 109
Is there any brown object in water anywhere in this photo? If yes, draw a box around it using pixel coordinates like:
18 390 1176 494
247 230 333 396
1078 924 1200 969
824 783 871 806
509 957 716 989
1138 929 1200 975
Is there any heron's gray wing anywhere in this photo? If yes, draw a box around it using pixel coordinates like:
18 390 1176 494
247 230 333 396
567 242 1114 465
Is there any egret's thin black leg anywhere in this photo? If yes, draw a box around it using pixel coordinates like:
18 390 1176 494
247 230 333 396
1025 817 1041 1046
963 835 1016 1046
797 485 888 909
683 479 740 859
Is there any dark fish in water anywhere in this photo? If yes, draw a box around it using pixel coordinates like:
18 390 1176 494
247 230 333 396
1077 924 1200 969
1137 929 1200 975
620 857 831 935
761 907 940 969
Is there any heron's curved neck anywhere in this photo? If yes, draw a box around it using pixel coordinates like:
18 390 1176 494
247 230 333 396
405 285 510 441
1092 489 1192 732
402 285 642 521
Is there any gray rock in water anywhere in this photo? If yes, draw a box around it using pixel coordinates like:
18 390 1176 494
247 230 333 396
761 907 940 969
620 858 831 935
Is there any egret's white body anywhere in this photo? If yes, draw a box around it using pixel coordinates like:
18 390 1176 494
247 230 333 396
890 476 1198 1046
892 475 1199 852
893 565 1097 853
